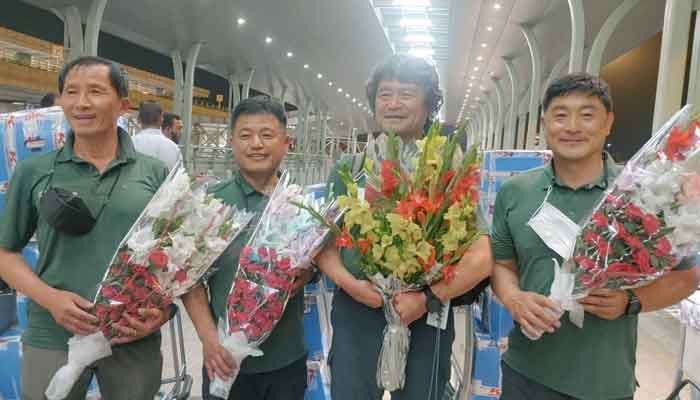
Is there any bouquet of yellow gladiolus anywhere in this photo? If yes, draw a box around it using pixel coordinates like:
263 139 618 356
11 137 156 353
298 123 483 391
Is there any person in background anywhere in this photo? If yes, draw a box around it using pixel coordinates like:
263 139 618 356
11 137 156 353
182 96 315 400
162 112 183 144
490 73 700 400
0 56 171 400
39 93 57 108
132 101 182 170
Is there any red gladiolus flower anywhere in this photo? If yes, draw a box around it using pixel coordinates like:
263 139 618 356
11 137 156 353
606 195 625 207
364 185 382 204
335 227 354 249
148 249 169 270
591 212 609 229
664 123 697 161
395 199 417 220
655 237 672 257
612 221 629 239
641 214 661 235
380 160 401 197
441 170 456 187
357 239 371 255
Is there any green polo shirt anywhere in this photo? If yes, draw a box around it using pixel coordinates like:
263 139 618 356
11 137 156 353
490 158 693 399
0 128 168 351
206 172 306 374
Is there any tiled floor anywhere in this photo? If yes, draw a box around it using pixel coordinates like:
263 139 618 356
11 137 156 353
161 302 699 400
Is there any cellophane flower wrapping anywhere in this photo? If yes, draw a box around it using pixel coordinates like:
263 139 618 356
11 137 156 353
553 105 700 329
301 123 484 391
45 164 254 400
210 172 340 399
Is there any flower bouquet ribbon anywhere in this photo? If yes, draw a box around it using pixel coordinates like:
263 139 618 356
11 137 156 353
45 164 254 400
303 124 484 391
549 105 700 330
210 172 339 399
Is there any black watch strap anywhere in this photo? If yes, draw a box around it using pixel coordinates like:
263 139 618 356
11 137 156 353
422 286 443 314
625 289 641 316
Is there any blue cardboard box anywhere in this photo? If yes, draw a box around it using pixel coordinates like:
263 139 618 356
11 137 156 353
486 291 514 340
0 327 22 400
470 332 502 399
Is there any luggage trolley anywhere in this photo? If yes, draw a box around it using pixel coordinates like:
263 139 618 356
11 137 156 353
157 306 193 400
666 292 700 400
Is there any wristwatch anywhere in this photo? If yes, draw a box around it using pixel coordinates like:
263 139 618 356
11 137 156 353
625 289 642 316
422 286 443 314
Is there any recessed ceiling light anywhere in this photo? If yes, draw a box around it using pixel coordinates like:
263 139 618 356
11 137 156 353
345 93 350 98
303 64 309 69
338 88 343 93
476 56 483 61
481 43 487 48
494 3 502 10
328 81 333 86
237 18 246 26
317 73 323 79
470 75 476 80
400 17 432 28
473 67 479 71
408 47 435 57
265 36 273 44
405 34 434 43
286 51 294 58
468 83 474 87
352 98 357 103
486 25 493 31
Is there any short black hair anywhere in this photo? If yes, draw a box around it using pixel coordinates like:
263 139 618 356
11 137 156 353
231 96 287 131
162 112 181 130
58 56 129 98
366 54 443 132
543 73 613 113
138 101 163 126
40 93 57 108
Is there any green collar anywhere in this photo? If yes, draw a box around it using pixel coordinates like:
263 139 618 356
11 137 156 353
540 152 617 191
55 127 136 165
233 170 261 197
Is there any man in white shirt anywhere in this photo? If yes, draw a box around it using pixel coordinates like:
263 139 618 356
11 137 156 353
132 101 181 169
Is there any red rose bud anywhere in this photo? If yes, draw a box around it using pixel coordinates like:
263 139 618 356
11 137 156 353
624 204 644 220
632 248 654 274
642 214 661 235
591 212 609 228
623 234 644 249
148 249 169 269
575 256 598 270
607 262 635 276
583 230 600 246
175 269 188 283
655 237 672 257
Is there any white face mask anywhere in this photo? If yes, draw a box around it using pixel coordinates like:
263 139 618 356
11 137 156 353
526 186 580 260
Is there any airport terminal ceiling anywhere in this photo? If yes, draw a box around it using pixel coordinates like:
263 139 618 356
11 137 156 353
17 0 667 128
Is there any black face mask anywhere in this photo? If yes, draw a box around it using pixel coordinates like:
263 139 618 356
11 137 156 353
38 156 121 236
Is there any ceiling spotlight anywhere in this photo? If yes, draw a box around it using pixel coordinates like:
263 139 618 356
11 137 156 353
286 51 294 58
476 56 483 61
328 81 333 86
486 25 493 31
265 36 273 44
317 73 323 79
352 98 356 103
237 18 246 26
481 43 487 48
494 3 502 10
473 67 479 71
345 93 350 98
303 64 309 69
338 88 343 93
470 75 476 80
468 83 474 87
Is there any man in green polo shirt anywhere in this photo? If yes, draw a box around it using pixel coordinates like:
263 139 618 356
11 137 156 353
316 54 493 400
491 73 700 399
182 96 313 400
0 56 171 399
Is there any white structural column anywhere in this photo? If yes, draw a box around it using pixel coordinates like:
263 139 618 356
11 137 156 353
171 51 184 115
61 0 108 61
586 0 640 75
486 94 496 149
688 5 700 105
567 0 585 73
493 78 505 150
652 0 693 131
503 57 519 150
521 24 543 150
479 104 489 150
517 89 530 149
180 42 202 165
243 69 255 100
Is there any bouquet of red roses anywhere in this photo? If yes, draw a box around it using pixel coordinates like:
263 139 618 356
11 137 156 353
548 105 700 330
46 165 253 400
210 172 339 399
